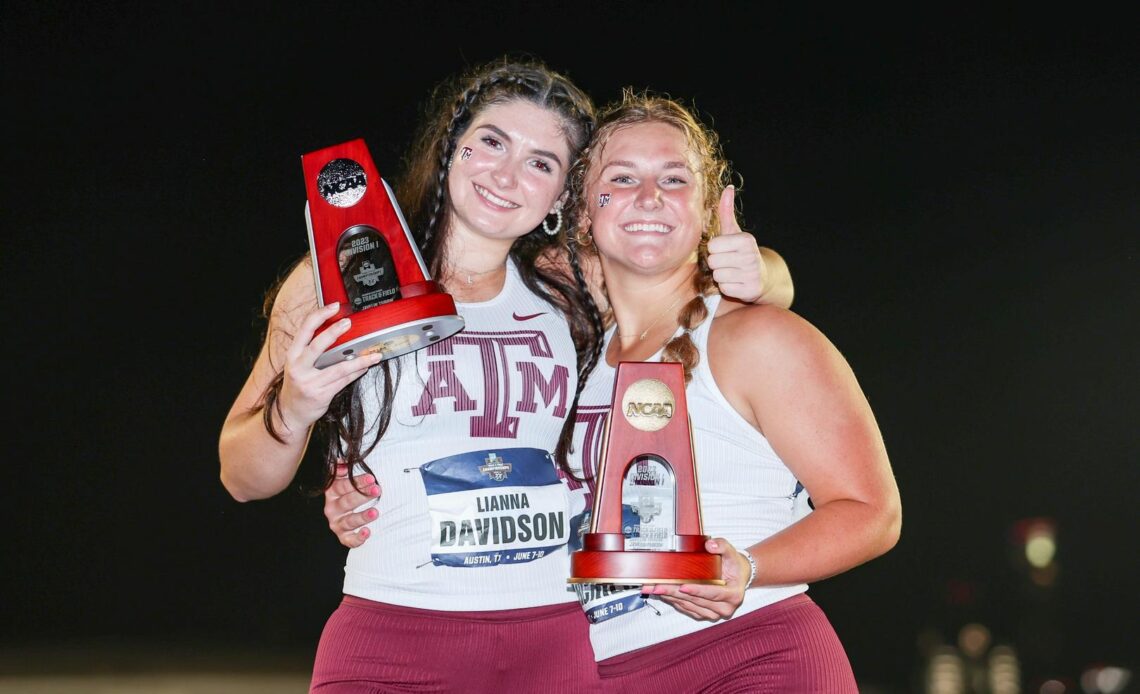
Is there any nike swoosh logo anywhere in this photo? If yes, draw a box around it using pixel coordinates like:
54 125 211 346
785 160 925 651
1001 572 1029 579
513 311 548 321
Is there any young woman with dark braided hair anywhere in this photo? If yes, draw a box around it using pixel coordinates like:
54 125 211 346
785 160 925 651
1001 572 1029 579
220 59 790 692
563 93 902 692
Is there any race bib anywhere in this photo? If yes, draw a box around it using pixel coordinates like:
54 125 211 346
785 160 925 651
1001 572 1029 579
574 582 646 624
569 509 649 623
421 448 570 567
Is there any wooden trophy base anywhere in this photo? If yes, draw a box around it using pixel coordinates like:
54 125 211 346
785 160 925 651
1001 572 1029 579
568 532 724 586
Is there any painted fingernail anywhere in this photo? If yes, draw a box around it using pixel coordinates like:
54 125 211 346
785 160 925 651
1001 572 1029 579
359 528 370 539
365 508 379 520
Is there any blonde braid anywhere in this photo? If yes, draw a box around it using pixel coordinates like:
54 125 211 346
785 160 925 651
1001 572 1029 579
661 271 716 384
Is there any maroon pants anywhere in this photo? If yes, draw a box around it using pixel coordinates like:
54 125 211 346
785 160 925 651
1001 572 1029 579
596 594 858 693
310 595 601 693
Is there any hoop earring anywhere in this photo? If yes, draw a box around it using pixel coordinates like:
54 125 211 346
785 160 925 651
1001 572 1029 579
542 202 563 236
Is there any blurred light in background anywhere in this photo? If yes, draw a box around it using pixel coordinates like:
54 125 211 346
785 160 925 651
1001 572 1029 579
959 623 992 659
1025 529 1056 568
926 645 966 694
988 645 1022 694
1010 517 1058 573
1040 679 1068 694
1080 665 1132 694
945 578 979 607
1029 562 1059 588
958 623 994 693
915 516 1132 694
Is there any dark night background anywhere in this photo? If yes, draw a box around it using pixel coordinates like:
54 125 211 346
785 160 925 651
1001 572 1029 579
3 3 1137 691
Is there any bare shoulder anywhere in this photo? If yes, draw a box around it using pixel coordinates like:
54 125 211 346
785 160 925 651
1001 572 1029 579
711 302 830 363
708 303 850 410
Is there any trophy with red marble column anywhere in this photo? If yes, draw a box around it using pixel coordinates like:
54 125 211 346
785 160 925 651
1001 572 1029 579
301 139 463 367
569 361 723 585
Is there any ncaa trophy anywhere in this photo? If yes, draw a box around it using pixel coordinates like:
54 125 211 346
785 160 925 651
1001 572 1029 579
569 361 723 585
301 139 464 367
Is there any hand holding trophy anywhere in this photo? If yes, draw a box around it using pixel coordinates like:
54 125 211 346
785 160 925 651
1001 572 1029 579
301 139 464 367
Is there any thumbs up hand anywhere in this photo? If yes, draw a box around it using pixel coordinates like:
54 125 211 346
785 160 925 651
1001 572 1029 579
706 186 766 304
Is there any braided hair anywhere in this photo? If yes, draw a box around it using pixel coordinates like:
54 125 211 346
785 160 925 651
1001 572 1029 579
258 58 604 491
568 90 732 385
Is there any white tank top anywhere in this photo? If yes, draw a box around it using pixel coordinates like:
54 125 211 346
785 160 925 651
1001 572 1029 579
343 260 585 611
568 293 811 660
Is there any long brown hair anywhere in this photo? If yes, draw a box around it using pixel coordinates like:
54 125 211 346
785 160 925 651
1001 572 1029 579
258 58 605 491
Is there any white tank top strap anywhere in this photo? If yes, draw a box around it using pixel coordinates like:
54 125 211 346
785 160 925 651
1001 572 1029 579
688 292 759 435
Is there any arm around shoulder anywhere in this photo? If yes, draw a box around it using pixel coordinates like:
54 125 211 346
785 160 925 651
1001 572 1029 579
755 246 793 309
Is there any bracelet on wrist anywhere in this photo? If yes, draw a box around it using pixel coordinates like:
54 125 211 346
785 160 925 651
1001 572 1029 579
742 549 758 588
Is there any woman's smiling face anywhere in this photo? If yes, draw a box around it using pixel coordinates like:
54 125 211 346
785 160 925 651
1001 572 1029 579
445 99 571 246
586 121 707 276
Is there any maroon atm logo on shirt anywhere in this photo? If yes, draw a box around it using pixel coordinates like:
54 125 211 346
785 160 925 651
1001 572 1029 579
412 330 570 438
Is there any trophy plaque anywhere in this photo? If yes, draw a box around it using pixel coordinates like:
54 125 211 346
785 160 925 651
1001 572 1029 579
302 139 464 367
569 361 723 585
